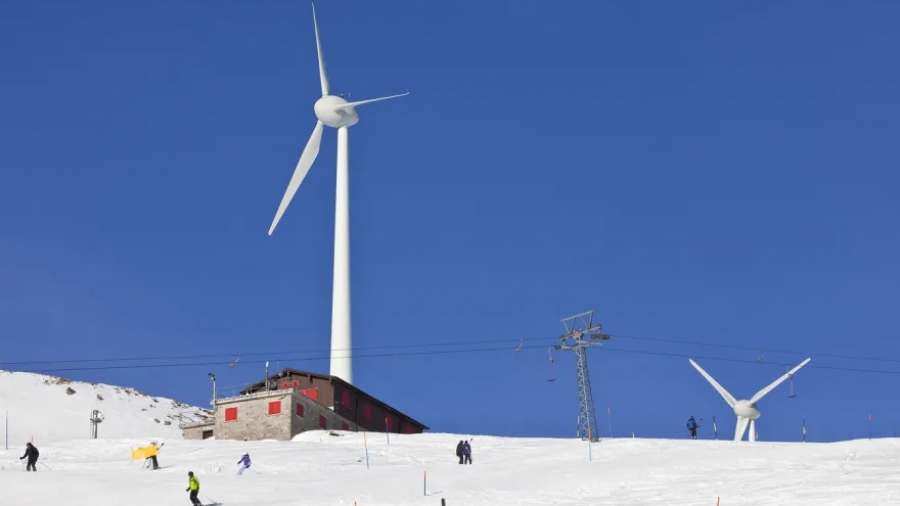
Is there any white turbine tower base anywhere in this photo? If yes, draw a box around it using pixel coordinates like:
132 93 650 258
689 357 811 442
267 3 408 385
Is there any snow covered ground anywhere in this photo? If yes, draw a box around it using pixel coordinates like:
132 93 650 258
0 370 211 444
1 370 896 505
1 431 899 506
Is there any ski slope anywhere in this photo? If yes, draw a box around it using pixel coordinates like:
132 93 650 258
0 370 211 444
1 431 898 505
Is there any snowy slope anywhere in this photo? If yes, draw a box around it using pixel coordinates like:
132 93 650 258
0 370 210 445
1 431 898 505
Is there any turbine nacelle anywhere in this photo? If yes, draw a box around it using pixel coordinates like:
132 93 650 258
315 95 359 128
733 400 760 421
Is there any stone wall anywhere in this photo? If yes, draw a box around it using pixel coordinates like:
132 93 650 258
184 390 360 441
181 421 215 440
291 391 359 434
214 391 294 441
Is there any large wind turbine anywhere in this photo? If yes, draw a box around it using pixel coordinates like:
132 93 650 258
689 357 811 442
268 3 408 385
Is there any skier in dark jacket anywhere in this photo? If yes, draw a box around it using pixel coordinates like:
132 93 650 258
20 442 39 471
462 440 472 464
687 416 699 439
455 440 464 464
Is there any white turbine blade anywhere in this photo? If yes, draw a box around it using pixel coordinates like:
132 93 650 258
748 357 811 404
268 121 324 235
311 3 329 96
735 417 750 442
333 92 409 110
689 359 737 408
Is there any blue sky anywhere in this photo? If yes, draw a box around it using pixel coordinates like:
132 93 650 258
2 0 899 442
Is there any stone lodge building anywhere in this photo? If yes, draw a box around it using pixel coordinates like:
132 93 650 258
181 368 428 441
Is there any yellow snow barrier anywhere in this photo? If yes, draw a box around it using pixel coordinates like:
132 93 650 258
131 444 158 461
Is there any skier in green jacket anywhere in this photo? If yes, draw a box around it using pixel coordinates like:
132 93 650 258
186 471 201 506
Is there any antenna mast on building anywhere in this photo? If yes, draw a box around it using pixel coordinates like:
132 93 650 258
554 310 610 442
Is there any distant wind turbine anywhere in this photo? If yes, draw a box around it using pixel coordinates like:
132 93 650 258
267 3 408 385
689 357 811 442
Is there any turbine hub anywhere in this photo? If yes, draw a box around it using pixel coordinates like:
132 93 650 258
314 95 358 128
734 400 761 420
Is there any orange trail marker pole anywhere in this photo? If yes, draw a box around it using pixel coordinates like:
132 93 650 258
423 470 427 496
716 497 720 506
363 432 370 469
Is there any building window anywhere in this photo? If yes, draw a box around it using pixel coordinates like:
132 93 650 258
225 407 238 422
301 388 318 401
319 415 327 429
342 422 350 431
280 380 290 390
363 402 372 420
292 380 300 389
268 401 282 416
296 403 304 417
341 390 350 408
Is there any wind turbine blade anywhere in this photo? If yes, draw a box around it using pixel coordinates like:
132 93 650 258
689 359 737 408
749 357 811 404
735 417 749 441
333 92 409 110
268 121 324 235
312 3 329 96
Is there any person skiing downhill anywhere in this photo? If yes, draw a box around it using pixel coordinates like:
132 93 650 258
687 416 699 439
237 453 251 475
20 442 39 471
186 471 201 506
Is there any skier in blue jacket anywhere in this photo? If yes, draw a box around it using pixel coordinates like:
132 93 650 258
687 416 699 439
237 453 251 475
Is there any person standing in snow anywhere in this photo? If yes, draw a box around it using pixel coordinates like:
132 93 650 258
186 471 201 506
686 416 699 439
20 442 39 472
146 441 162 470
455 440 464 464
237 453 251 475
462 440 472 465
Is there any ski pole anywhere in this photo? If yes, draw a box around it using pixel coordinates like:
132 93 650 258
39 461 52 470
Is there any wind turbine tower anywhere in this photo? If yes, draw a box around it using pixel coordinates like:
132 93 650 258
689 357 811 442
267 3 408 385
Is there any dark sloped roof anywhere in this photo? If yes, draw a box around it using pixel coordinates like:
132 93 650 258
241 368 428 430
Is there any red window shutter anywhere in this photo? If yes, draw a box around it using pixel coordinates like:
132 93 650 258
341 390 350 407
363 402 371 420
301 388 318 401
280 380 290 390
268 401 281 415
296 403 304 417
292 380 300 389
342 422 349 431
319 415 327 429
225 407 238 422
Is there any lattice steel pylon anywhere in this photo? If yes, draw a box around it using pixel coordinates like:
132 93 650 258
555 310 610 442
